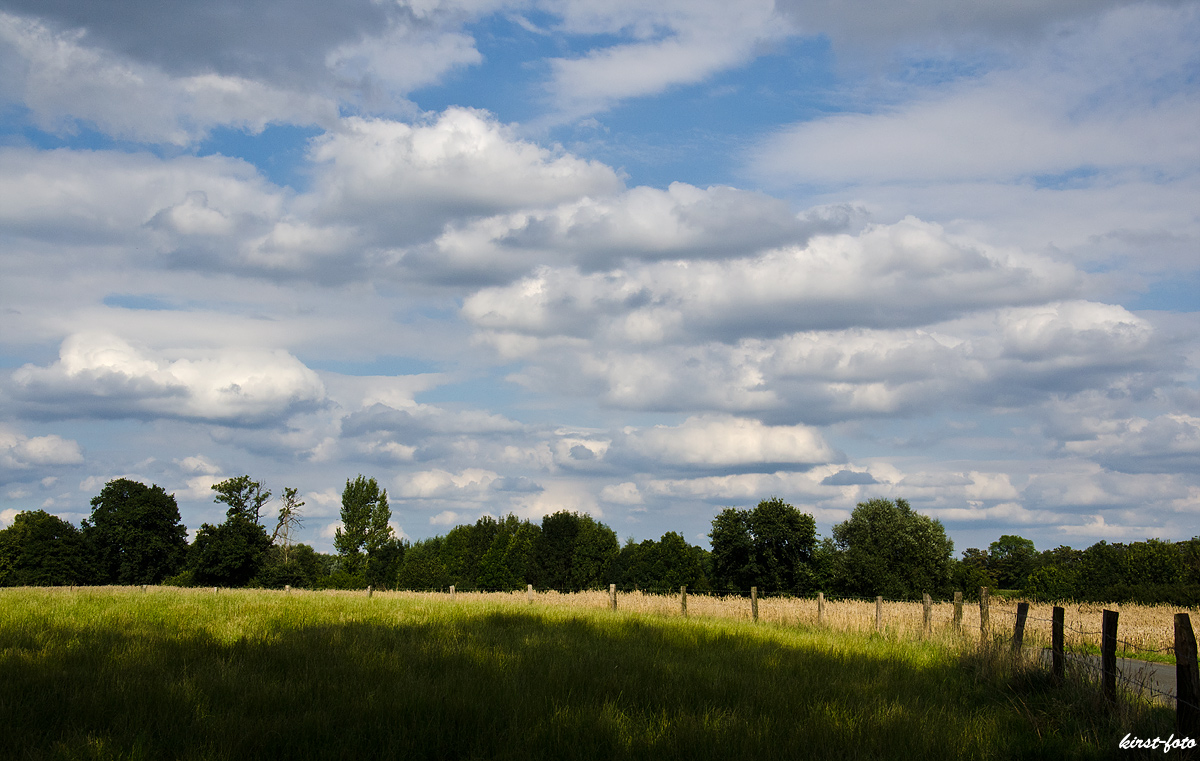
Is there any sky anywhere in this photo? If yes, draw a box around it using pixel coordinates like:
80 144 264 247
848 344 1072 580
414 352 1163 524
0 0 1197 556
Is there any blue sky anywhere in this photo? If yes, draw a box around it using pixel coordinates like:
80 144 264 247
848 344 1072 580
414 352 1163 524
0 0 1198 556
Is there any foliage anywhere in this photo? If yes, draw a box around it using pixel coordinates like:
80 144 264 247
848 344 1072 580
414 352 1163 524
0 510 89 586
830 498 954 600
987 534 1037 589
334 475 394 585
709 498 817 594
1022 565 1079 602
252 544 328 589
211 475 272 524
531 511 619 590
83 479 188 585
614 532 711 592
187 476 276 587
395 539 450 590
189 515 272 587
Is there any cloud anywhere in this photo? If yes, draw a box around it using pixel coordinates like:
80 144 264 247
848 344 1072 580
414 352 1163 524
1062 414 1200 474
425 185 860 281
307 109 623 248
10 333 327 426
600 481 642 504
821 470 877 486
0 12 337 144
395 468 501 500
463 218 1081 347
775 0 1133 53
543 0 789 118
750 4 1200 188
618 415 835 470
0 426 84 481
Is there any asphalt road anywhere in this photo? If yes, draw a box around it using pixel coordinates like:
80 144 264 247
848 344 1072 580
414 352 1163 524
1040 648 1178 704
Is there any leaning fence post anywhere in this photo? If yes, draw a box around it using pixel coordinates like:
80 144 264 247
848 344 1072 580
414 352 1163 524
681 586 687 617
1102 609 1119 704
527 584 533 604
875 596 883 634
1051 606 1065 680
1176 613 1200 738
1012 602 1029 654
979 587 990 643
817 592 825 625
922 593 932 638
609 583 617 611
751 587 758 622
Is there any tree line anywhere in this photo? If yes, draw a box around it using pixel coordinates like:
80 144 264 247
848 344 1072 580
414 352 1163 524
0 476 1197 605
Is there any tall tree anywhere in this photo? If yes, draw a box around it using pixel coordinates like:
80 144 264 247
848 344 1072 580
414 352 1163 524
988 534 1038 589
334 475 393 582
709 508 754 593
709 499 816 594
0 510 89 586
83 479 188 585
831 497 954 599
188 476 274 587
211 475 272 524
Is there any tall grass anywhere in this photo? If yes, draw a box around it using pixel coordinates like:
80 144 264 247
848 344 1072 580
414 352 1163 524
0 587 1175 760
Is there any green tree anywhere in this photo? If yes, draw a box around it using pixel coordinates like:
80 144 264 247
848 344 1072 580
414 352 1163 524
211 475 272 524
0 510 89 586
831 497 954 600
532 511 580 589
189 514 271 587
83 479 188 585
988 535 1038 589
1122 539 1182 586
334 475 393 584
1024 565 1079 602
709 507 754 593
568 513 619 589
709 498 816 594
1078 541 1125 600
395 539 450 590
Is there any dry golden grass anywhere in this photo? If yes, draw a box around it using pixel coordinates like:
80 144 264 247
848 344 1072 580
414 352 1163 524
44 585 1198 656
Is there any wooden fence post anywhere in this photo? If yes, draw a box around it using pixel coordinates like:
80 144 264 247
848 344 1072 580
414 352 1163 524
681 586 687 618
285 585 291 594
952 591 962 634
1012 602 1029 653
213 587 218 594
875 596 883 634
140 585 147 593
527 584 533 604
922 593 932 638
367 585 373 598
751 587 758 622
449 584 455 600
979 587 990 643
1052 606 1065 681
1102 609 1119 704
818 592 825 625
1176 613 1200 738
609 583 617 611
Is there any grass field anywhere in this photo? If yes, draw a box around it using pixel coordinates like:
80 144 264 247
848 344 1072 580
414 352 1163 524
0 587 1177 760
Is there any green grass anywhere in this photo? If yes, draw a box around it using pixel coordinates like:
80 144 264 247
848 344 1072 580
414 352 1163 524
0 588 1175 760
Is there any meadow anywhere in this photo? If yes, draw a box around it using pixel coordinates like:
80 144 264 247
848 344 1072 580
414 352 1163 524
0 587 1178 760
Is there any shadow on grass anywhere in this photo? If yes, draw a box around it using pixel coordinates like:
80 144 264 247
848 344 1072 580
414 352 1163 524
0 606 1170 761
